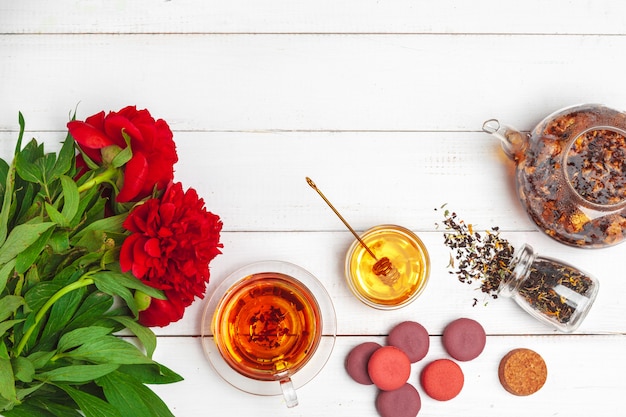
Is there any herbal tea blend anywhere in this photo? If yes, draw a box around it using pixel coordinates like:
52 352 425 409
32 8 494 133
439 209 599 332
439 209 514 301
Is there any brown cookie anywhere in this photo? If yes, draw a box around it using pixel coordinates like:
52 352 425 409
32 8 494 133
498 348 547 396
376 383 421 417
388 321 430 363
442 318 486 362
345 342 382 385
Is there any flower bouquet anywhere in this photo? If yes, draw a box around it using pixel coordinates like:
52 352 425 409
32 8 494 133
0 106 222 416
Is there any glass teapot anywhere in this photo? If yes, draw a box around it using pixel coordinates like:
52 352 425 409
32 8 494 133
483 104 626 248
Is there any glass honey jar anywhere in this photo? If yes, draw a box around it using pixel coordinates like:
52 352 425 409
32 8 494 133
345 225 430 309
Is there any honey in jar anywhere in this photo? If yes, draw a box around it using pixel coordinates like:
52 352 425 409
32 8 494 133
345 224 430 309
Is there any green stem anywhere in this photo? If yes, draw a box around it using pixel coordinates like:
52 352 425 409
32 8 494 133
77 166 118 194
14 277 94 357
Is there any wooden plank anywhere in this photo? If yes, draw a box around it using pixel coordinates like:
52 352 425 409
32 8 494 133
2 0 626 35
150 334 626 416
0 130 548 231
0 130 622 336
161 229 626 337
1 34 624 132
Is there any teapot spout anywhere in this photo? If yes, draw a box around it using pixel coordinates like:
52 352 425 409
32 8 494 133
482 119 527 159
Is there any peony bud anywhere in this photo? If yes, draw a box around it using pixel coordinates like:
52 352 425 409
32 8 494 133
134 290 152 312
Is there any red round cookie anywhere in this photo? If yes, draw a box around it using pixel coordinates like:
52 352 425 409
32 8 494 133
420 359 464 401
345 342 382 385
367 346 411 391
376 383 421 417
387 321 430 363
442 318 486 361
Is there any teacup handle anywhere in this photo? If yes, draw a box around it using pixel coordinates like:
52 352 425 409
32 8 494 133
279 375 298 408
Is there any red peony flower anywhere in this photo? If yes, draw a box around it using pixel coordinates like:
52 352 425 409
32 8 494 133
138 293 186 328
67 105 178 203
120 182 223 326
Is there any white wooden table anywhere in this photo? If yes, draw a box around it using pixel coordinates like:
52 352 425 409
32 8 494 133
2 2 626 416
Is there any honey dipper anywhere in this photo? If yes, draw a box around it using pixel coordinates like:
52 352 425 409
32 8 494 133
306 177 399 285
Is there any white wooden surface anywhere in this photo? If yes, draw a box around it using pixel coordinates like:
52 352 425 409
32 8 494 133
2 1 626 416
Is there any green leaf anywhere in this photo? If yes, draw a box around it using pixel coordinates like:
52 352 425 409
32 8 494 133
0 158 9 204
0 295 25 322
38 364 119 383
73 229 108 253
0 397 13 414
27 396 83 417
15 112 25 156
59 175 79 224
92 271 165 301
0 258 16 294
14 184 39 225
57 326 113 352
24 282 63 313
15 152 42 184
41 284 86 342
45 203 66 227
0 340 9 359
110 316 156 358
58 384 123 417
2 402 56 417
0 152 17 247
62 335 154 365
18 140 44 163
65 291 114 332
0 222 56 265
16 382 44 402
92 274 137 316
41 153 57 183
26 350 56 369
11 357 35 383
15 226 55 274
118 363 184 385
97 371 175 417
0 319 24 338
0 347 16 402
70 185 100 228
111 142 132 169
72 213 126 244
50 134 75 180
47 230 70 253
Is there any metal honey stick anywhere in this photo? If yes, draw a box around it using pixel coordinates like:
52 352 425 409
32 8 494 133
306 177 399 285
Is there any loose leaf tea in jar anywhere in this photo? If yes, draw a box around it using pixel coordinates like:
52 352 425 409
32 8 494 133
483 104 626 248
440 210 599 332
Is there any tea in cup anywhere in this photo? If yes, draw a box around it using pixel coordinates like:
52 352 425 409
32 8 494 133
201 261 336 407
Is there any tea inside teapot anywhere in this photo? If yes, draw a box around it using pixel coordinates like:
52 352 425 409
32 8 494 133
484 104 626 248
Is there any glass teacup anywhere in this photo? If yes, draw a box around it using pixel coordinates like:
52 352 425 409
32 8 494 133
201 261 336 407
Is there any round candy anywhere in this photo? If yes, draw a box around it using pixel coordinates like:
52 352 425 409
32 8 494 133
442 318 486 361
387 321 430 363
498 348 547 396
345 342 382 385
376 383 421 417
420 359 464 401
367 346 411 391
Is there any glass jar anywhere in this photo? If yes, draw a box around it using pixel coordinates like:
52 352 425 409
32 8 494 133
483 104 626 248
498 243 599 332
344 225 430 309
